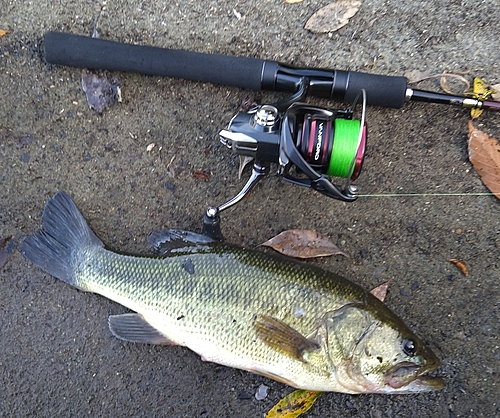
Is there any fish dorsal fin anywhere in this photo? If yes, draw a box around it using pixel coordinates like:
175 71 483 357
108 313 176 345
147 229 215 255
253 314 320 363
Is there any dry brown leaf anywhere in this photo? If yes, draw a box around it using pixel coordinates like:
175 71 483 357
305 1 361 34
448 258 469 276
239 96 258 112
0 30 9 38
261 229 346 259
491 83 500 101
405 70 470 94
370 279 393 302
266 389 322 418
439 72 470 95
468 121 500 199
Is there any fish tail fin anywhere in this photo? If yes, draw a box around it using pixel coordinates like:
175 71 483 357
20 192 103 287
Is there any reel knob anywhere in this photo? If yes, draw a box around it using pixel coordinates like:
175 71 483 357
254 105 279 127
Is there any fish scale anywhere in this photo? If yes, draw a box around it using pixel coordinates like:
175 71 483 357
20 192 443 393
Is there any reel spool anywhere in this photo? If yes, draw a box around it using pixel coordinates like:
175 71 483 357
278 89 367 200
297 114 366 180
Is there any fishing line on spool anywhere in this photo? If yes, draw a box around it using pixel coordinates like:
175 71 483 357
328 118 362 178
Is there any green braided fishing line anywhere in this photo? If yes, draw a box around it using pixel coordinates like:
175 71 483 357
327 119 361 178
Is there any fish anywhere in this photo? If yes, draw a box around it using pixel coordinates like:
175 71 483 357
20 192 444 394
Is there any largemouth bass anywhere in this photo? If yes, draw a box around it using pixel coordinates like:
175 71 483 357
20 192 443 394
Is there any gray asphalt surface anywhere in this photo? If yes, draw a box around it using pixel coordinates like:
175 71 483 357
1 1 499 417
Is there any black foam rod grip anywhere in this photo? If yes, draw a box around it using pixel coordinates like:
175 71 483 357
342 71 408 108
44 31 271 90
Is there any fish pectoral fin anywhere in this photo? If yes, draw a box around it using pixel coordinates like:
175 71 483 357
108 313 176 345
253 314 320 363
147 229 215 255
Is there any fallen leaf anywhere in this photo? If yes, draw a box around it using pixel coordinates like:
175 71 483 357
472 77 489 95
305 1 361 34
285 0 304 3
468 121 500 199
405 70 470 94
81 69 122 112
266 390 322 418
240 96 258 112
0 29 9 38
491 83 500 101
448 258 469 276
439 72 470 95
81 15 122 112
370 279 393 302
261 229 346 259
470 78 487 119
467 77 494 119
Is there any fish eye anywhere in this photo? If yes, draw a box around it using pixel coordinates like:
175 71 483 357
402 338 418 356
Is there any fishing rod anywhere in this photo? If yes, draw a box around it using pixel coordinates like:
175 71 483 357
43 31 499 239
44 32 500 112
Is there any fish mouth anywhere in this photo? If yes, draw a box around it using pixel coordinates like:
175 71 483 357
385 361 444 392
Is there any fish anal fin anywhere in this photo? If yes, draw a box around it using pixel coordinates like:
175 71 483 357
108 313 176 345
253 314 319 363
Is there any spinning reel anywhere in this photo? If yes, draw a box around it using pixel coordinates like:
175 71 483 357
202 89 367 239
